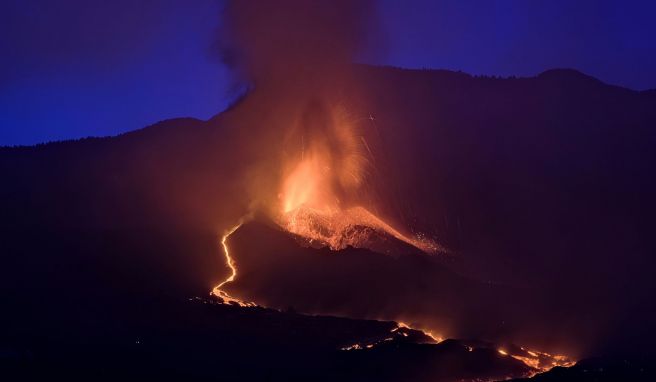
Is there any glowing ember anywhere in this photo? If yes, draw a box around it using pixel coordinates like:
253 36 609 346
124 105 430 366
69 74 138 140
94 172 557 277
280 204 439 254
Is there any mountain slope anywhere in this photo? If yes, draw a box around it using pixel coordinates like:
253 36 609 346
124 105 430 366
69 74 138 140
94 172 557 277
1 66 655 375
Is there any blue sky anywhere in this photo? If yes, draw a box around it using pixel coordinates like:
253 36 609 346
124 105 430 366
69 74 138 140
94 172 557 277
1 0 655 145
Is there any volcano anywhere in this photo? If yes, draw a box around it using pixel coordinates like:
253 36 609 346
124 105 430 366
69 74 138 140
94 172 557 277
2 66 656 381
213 217 576 376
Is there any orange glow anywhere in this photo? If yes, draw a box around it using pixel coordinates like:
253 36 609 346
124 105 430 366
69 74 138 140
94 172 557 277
397 321 443 343
342 321 573 376
280 205 439 253
278 105 365 215
500 346 575 375
208 102 574 378
341 321 439 351
276 106 438 254
281 151 337 214
211 221 255 307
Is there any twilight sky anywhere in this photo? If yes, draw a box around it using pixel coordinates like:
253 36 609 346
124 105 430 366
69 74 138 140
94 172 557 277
1 0 655 145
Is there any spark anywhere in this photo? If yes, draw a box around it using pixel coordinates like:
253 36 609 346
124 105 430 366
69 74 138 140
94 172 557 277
360 136 376 165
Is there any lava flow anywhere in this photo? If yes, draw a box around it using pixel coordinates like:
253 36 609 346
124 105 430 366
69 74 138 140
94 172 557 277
210 101 574 377
211 221 255 307
340 323 574 377
500 347 576 374
210 215 575 377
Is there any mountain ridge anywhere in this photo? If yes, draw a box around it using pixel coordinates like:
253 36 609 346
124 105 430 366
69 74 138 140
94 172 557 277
2 64 653 150
1 63 655 377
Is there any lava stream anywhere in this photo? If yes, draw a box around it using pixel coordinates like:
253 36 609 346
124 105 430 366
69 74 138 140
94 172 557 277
209 219 574 376
211 221 256 307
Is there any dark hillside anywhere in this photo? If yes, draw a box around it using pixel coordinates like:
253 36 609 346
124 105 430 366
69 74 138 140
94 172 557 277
1 66 655 372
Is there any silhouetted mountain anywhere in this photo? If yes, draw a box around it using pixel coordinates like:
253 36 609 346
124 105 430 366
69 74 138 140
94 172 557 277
348 65 656 355
2 66 656 380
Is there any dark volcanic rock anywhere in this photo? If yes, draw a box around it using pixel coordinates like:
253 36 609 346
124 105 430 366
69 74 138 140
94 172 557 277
507 357 655 382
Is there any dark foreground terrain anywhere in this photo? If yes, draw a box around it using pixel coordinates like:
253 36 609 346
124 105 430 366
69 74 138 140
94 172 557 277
2 219 653 381
2 295 653 381
0 295 529 381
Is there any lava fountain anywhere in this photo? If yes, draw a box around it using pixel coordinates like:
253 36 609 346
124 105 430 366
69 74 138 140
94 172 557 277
275 103 439 254
212 103 438 304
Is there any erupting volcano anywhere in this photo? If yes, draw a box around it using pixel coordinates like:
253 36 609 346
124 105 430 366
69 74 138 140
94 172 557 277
206 1 584 378
207 97 576 378
3 0 656 381
274 106 440 255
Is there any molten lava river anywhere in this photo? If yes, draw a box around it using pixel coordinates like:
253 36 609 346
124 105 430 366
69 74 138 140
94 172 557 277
210 108 575 379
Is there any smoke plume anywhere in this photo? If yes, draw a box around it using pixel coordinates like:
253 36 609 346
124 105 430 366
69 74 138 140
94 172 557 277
218 0 375 92
214 0 392 223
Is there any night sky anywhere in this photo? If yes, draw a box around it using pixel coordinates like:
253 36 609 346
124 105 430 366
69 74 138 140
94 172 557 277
1 0 655 145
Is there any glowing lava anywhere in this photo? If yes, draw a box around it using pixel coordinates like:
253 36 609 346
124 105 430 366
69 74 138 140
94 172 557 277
211 221 255 307
277 138 439 254
342 323 574 377
210 218 574 376
396 321 443 343
280 204 439 254
208 103 573 377
497 346 576 375
270 104 440 254
341 321 439 351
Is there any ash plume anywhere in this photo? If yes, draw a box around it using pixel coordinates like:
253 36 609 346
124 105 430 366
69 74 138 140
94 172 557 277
217 0 375 93
214 0 393 220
